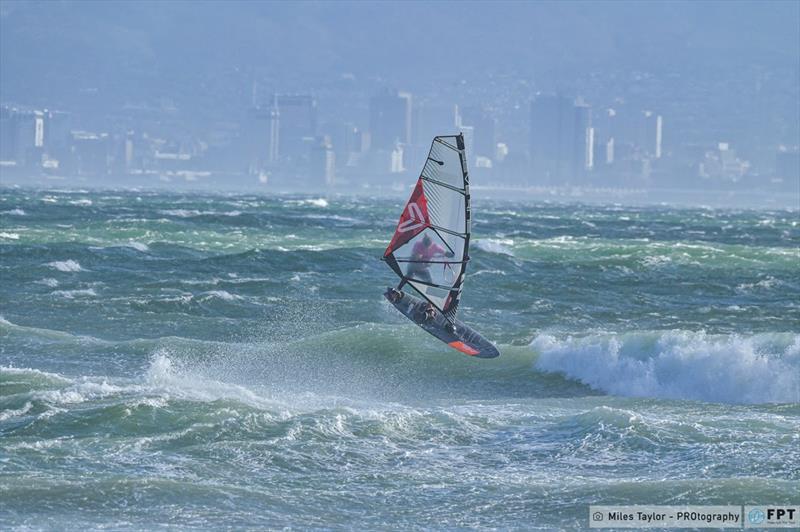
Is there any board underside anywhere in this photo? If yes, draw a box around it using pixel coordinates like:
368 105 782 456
384 288 500 359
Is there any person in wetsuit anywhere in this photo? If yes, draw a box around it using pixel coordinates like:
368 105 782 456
390 234 454 323
407 234 452 284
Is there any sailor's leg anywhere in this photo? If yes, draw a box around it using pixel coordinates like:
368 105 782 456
417 269 432 284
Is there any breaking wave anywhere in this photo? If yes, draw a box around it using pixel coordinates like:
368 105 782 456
533 330 800 404
47 259 85 272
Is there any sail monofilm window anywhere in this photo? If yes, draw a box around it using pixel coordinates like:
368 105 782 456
384 135 470 319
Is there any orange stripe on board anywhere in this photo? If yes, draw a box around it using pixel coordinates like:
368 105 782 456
448 341 480 356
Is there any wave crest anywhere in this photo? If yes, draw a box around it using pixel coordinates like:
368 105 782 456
533 330 800 404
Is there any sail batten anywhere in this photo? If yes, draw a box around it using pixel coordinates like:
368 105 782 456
383 134 470 320
420 176 467 195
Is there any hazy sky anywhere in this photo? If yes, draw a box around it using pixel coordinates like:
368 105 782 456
2 0 798 111
1 0 798 197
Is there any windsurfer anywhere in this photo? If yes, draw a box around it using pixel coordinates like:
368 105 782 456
394 234 454 321
408 234 454 284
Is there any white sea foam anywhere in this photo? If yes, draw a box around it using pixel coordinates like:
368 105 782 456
474 238 515 256
52 288 97 299
286 198 329 208
641 255 672 267
0 232 20 239
0 364 72 383
303 213 360 224
47 260 85 272
126 241 150 252
0 401 33 421
69 199 93 206
158 209 241 217
3 208 26 215
471 269 507 277
144 351 283 410
35 278 59 287
533 330 800 404
2 365 147 410
201 290 242 302
736 277 780 293
34 379 127 405
158 209 200 217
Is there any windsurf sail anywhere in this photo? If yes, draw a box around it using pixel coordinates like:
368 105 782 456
383 134 470 322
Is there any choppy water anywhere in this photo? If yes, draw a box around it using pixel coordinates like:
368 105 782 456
1 188 798 529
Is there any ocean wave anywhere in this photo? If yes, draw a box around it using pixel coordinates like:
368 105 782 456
736 277 781 293
0 316 111 345
532 330 800 404
3 314 798 408
143 350 286 410
47 259 85 272
199 290 242 302
474 238 515 256
285 198 329 208
158 209 242 218
0 401 33 421
52 288 98 299
2 208 26 215
0 232 20 239
301 213 362 224
471 269 507 277
126 241 150 252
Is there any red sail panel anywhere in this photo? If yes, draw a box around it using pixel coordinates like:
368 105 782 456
384 179 430 257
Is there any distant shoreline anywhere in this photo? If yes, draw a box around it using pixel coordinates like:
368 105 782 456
1 174 797 210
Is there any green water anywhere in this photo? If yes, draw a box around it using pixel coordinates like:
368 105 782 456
1 188 798 529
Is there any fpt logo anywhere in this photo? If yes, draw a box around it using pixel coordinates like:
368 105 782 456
766 507 796 521
748 508 765 525
745 505 799 528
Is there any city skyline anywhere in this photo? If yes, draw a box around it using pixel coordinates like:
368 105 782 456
0 0 798 196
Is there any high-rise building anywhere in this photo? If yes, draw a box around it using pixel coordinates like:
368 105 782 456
457 105 497 164
310 136 335 186
243 105 273 173
413 100 456 149
573 101 594 180
328 121 364 169
529 94 568 183
268 105 280 164
369 90 412 151
44 110 72 162
0 106 19 162
0 106 45 166
640 111 663 159
70 131 109 177
529 94 593 183
269 94 318 163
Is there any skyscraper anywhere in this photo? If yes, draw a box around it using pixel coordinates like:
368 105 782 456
640 111 663 159
529 94 593 184
269 94 318 163
457 105 497 164
310 135 335 186
0 106 19 162
369 90 412 152
243 105 273 173
573 101 594 180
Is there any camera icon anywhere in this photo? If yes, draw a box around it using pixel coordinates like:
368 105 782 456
593 512 604 521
